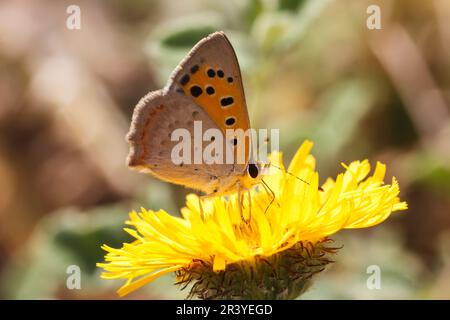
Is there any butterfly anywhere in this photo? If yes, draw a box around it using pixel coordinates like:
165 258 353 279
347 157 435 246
126 31 264 199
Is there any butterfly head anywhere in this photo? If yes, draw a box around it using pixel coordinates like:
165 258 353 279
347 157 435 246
238 162 263 190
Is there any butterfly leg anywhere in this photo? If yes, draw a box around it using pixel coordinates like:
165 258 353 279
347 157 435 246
247 188 252 222
261 178 276 215
237 181 251 224
237 181 245 222
198 196 205 221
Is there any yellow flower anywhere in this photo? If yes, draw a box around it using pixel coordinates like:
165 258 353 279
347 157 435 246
97 140 407 298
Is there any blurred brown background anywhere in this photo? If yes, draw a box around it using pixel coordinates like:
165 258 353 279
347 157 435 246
0 0 449 299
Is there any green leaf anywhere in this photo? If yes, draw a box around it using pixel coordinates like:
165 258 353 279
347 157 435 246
54 226 131 275
244 0 264 27
161 26 217 48
278 0 306 12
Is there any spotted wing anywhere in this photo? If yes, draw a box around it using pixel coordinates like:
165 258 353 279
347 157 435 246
164 31 252 172
126 90 239 195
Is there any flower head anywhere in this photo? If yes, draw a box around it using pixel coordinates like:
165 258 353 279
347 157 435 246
97 140 407 298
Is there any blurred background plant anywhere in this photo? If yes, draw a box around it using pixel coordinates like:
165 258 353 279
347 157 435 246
0 0 449 299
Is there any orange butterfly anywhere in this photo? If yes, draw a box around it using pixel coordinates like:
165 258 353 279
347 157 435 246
126 32 264 200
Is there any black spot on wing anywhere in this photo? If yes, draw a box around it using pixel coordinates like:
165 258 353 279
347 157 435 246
180 74 190 86
206 86 215 95
220 97 234 107
190 85 203 97
190 65 199 74
225 117 236 126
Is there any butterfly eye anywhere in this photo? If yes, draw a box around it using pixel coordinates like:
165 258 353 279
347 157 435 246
248 163 259 179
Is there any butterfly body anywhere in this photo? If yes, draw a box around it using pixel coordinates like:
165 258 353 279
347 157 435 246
127 32 261 196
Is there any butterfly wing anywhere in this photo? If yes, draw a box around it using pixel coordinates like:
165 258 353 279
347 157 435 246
127 90 239 195
164 31 252 172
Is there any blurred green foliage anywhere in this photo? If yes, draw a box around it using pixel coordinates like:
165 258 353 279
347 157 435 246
1 0 449 299
161 26 217 48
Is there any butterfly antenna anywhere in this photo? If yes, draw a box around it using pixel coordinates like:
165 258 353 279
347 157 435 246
267 163 310 185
